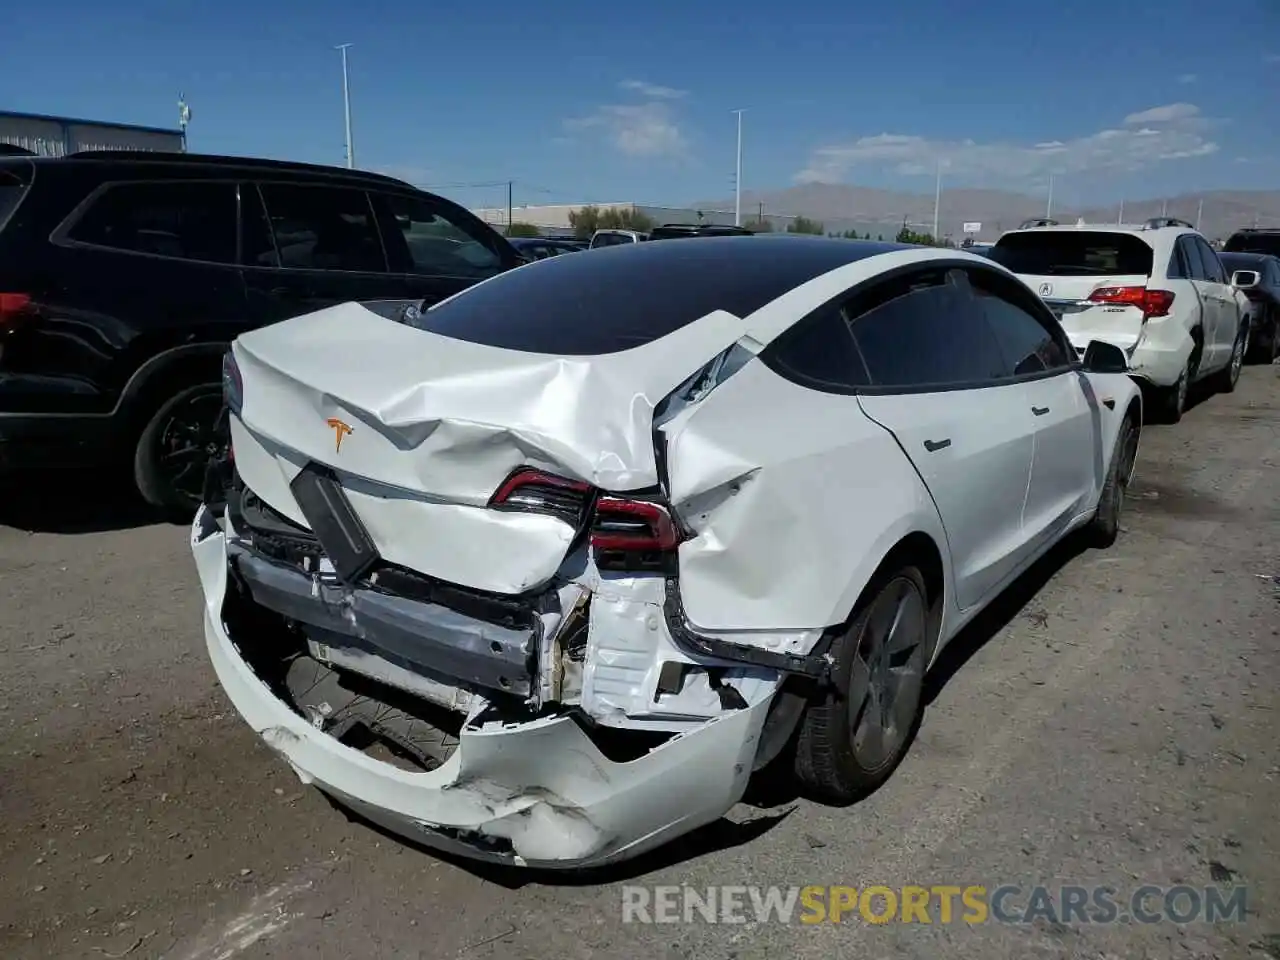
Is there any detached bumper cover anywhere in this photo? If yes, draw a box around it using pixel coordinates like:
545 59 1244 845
191 505 769 868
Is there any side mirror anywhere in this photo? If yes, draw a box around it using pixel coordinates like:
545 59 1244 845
1231 270 1260 289
1081 340 1128 374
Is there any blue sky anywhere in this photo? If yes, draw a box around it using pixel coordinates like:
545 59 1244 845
3 0 1278 211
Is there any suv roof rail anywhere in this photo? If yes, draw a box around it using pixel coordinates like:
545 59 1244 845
64 150 413 187
1018 217 1059 229
1143 216 1196 230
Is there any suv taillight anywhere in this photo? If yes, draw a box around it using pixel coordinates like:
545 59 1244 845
1088 286 1174 318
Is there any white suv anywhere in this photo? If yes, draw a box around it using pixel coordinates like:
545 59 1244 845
991 218 1250 422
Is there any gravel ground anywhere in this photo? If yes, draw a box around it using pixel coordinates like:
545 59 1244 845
0 368 1277 960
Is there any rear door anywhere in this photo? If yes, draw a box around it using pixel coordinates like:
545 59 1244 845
848 266 1039 611
39 178 248 412
241 181 413 326
970 266 1096 545
992 230 1154 357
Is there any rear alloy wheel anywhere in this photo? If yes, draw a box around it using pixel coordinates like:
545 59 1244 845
1154 357 1192 424
1212 325 1248 393
1086 414 1138 548
795 565 933 803
133 383 227 517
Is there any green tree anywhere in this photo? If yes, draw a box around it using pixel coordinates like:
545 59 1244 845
746 218 773 233
505 222 541 238
787 216 825 235
569 205 655 238
877 234 884 242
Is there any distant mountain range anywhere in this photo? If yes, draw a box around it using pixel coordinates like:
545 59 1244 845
689 183 1280 242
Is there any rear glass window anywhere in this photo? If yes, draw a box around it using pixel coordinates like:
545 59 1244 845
991 231 1153 276
413 236 899 355
68 181 238 264
1224 233 1280 257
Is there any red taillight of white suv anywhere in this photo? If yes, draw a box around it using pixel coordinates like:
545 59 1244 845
1088 286 1175 319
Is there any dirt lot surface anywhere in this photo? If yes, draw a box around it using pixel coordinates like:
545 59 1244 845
1 369 1277 960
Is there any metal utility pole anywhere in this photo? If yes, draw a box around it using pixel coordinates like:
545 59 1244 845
1046 174 1055 218
1118 199 1125 224
731 109 745 226
336 43 355 168
507 181 513 230
1196 198 1204 230
1161 198 1168 217
932 160 942 240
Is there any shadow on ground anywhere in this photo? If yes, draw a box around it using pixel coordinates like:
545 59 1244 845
0 469 168 534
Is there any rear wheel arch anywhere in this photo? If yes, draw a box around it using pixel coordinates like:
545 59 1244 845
117 342 228 433
835 531 946 663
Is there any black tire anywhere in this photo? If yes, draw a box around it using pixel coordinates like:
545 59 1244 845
1086 414 1138 548
795 564 935 804
133 382 225 517
1211 323 1248 394
1152 355 1192 424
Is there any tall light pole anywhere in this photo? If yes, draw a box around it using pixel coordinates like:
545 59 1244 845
336 43 355 169
732 109 745 226
1046 174 1055 219
932 159 942 240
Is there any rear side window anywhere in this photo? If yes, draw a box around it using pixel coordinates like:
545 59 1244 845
761 305 869 390
991 231 1154 276
847 269 1008 389
256 183 386 273
969 271 1071 376
66 181 237 264
1195 238 1227 283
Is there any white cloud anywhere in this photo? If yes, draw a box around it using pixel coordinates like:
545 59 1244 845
1123 102 1200 124
1266 53 1280 63
619 79 686 100
1177 73 1197 84
564 81 689 158
796 104 1219 185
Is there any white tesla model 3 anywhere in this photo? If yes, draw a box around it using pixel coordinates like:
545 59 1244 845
191 235 1142 869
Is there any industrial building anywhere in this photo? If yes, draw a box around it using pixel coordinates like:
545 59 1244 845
469 201 802 237
0 109 186 158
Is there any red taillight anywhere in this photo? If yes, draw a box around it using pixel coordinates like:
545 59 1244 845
489 467 593 527
0 293 32 330
1088 286 1174 318
590 497 681 553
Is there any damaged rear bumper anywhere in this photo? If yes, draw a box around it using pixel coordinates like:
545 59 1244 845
191 504 774 868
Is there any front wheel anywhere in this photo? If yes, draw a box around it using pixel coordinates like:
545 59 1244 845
794 565 934 804
133 383 226 517
1086 414 1138 548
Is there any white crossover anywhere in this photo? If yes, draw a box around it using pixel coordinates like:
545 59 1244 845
991 218 1250 422
191 235 1143 869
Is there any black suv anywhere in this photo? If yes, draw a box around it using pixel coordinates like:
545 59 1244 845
0 151 522 513
1223 227 1280 258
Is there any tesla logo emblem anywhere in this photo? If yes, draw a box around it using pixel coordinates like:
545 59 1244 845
326 417 353 453
1039 282 1053 296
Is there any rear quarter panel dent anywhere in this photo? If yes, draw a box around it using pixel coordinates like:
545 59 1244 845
662 360 950 632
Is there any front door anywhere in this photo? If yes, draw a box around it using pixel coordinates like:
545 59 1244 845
969 268 1097 546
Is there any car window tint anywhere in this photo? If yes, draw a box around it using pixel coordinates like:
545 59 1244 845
991 231 1153 276
762 305 868 390
256 183 386 272
1179 238 1207 281
1196 239 1226 283
381 193 502 278
970 276 1070 376
1167 243 1189 279
68 181 237 263
847 270 1007 388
